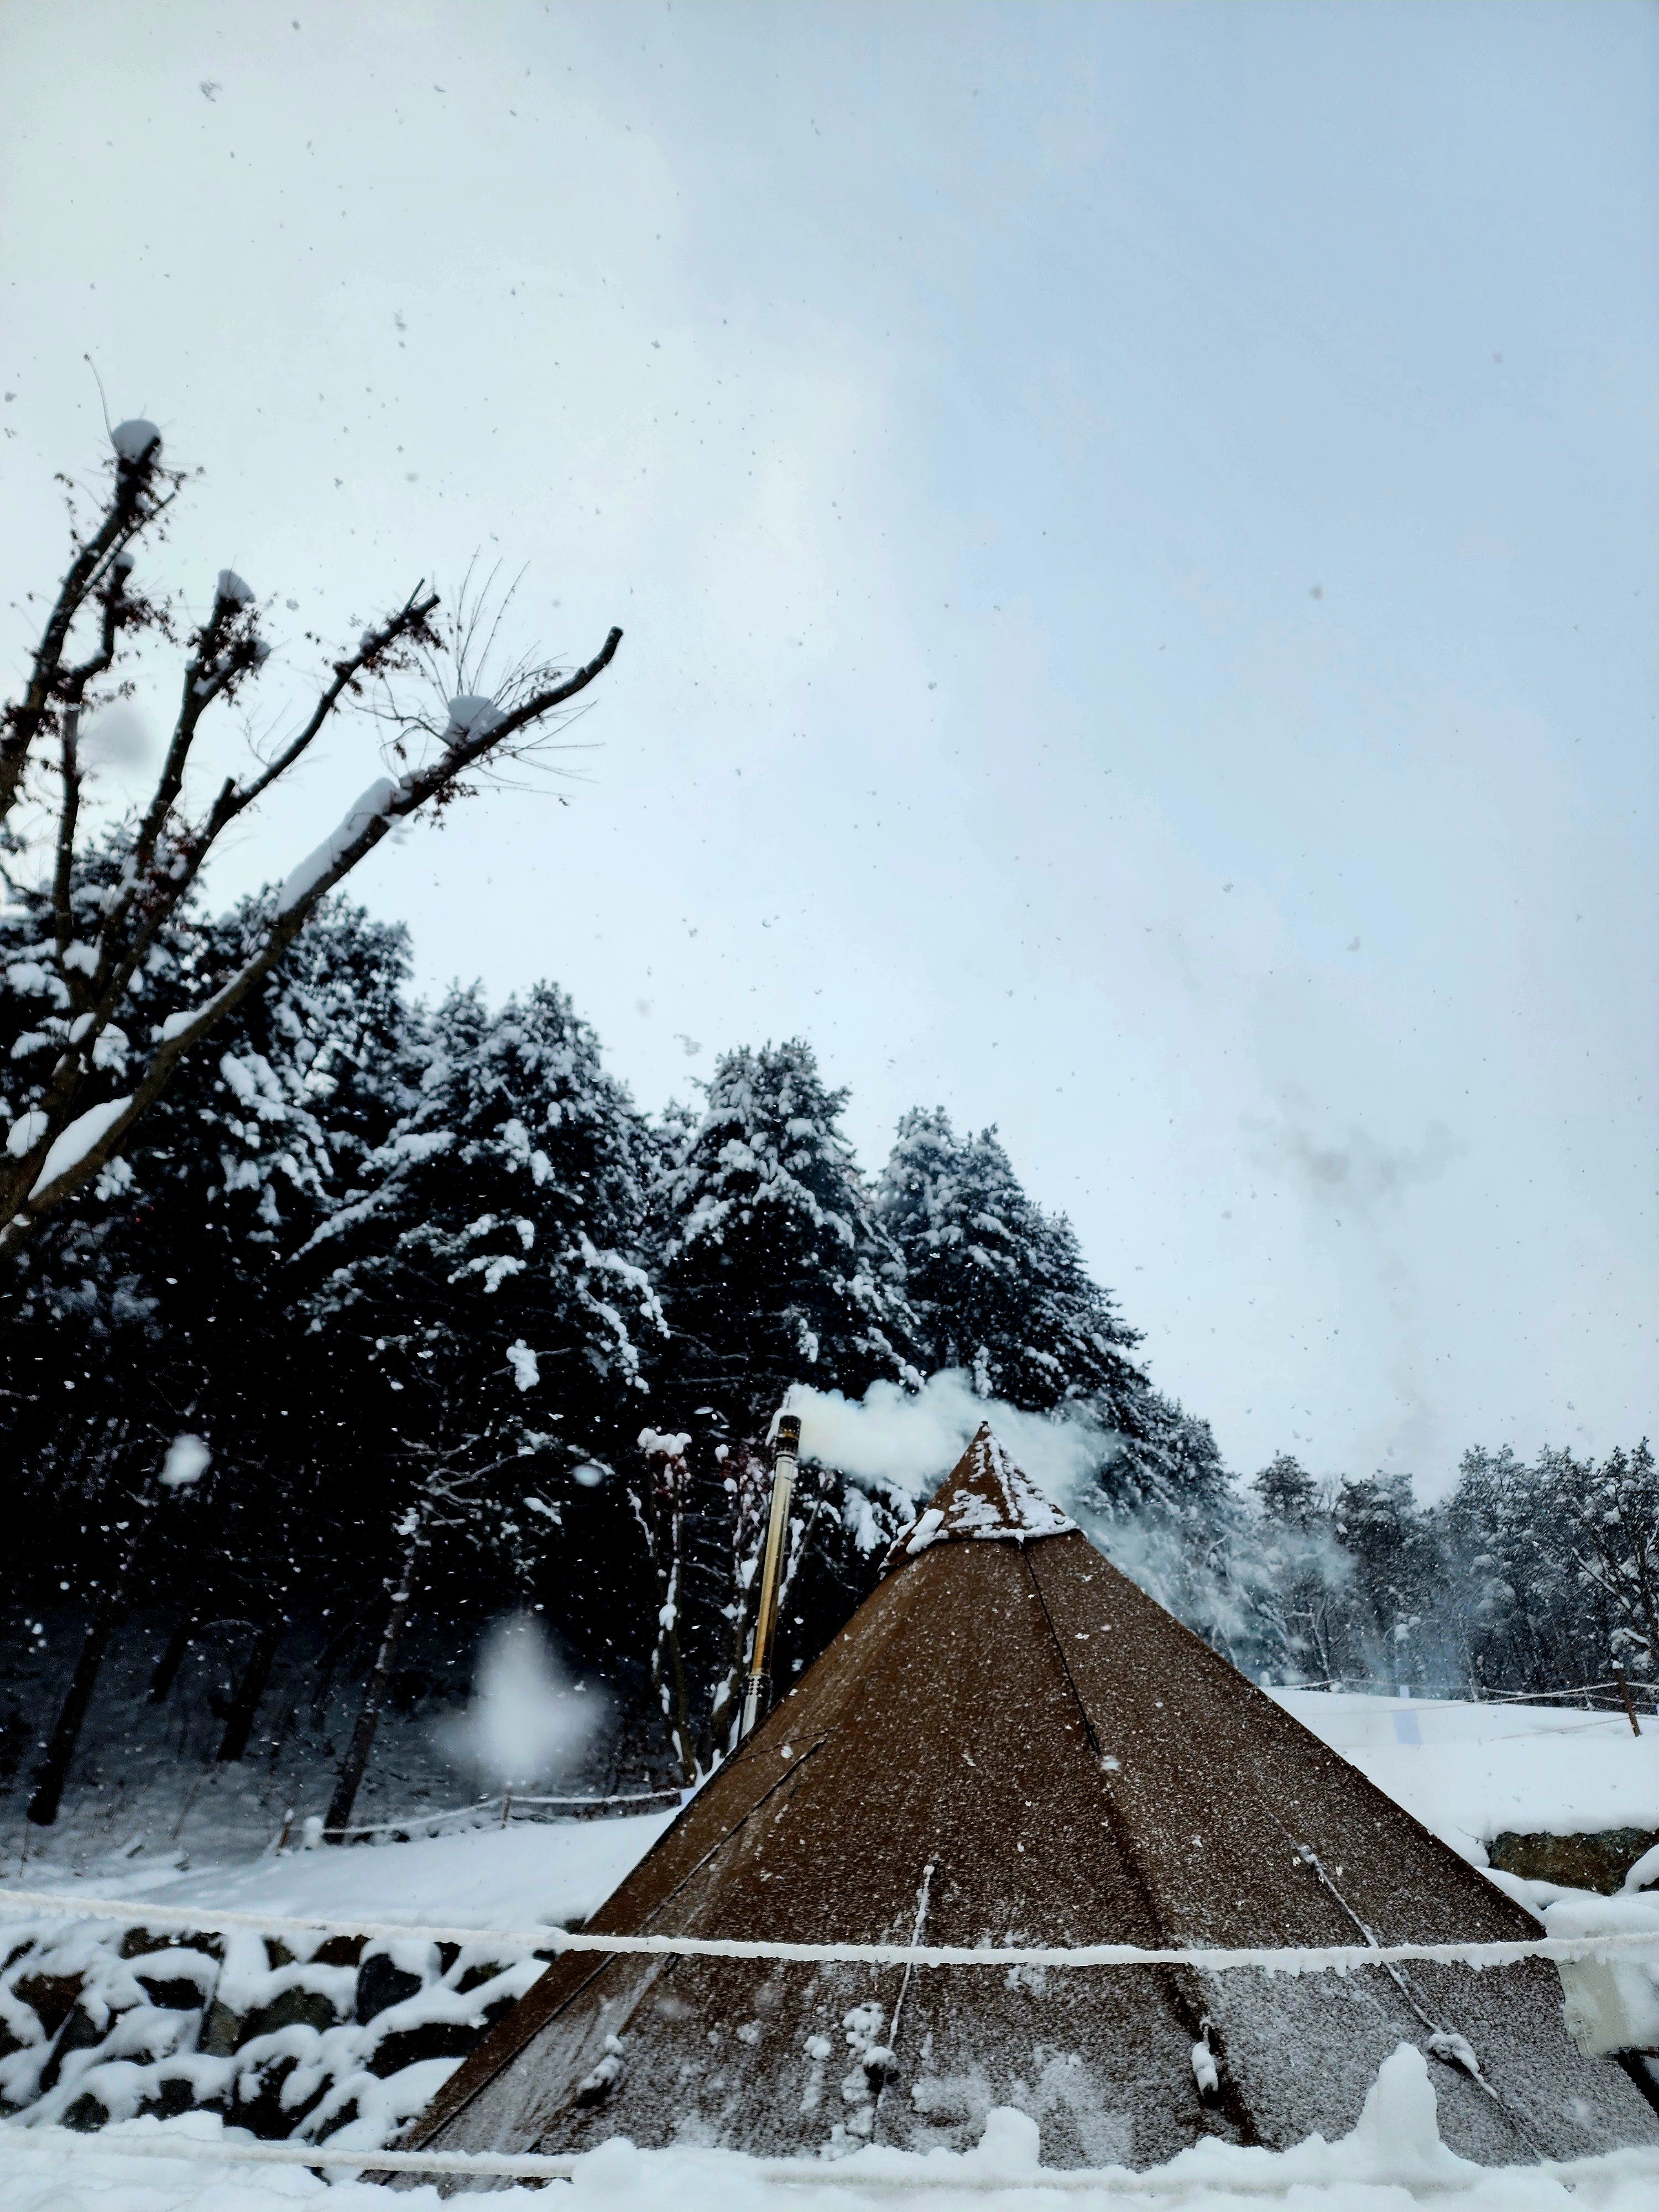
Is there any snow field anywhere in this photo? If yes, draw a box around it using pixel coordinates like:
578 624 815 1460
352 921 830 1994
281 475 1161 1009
100 1805 680 1933
1272 1692 1659 1860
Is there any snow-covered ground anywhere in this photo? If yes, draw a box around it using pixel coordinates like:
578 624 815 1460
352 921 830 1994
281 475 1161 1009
1271 1690 1659 1862
9 2047 1659 2212
4 1691 1659 2206
72 1804 679 1934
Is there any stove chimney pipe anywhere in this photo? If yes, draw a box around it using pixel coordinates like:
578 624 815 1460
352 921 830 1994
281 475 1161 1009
739 1413 801 1742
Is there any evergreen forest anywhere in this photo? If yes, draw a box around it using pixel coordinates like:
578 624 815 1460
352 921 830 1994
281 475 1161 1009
4 868 1655 1835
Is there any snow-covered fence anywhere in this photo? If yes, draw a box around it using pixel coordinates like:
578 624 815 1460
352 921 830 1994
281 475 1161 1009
270 1785 684 1850
1271 1677 1655 1710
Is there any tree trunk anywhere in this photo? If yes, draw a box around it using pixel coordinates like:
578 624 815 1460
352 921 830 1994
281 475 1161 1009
653 1585 696 1789
325 1535 419 1839
1630 1527 1659 1678
28 1482 153 1826
148 1611 197 1703
216 1614 285 1762
27 1610 119 1827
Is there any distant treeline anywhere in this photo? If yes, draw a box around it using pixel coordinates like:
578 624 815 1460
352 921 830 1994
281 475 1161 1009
2 858 1653 1817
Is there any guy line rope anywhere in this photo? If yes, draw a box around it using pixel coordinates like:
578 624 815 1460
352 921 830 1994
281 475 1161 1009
4 1891 1659 2193
2 1886 1656 1977
11 2122 1659 2194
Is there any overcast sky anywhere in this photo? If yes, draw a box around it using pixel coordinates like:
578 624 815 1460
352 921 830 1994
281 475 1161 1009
3 1 1654 1492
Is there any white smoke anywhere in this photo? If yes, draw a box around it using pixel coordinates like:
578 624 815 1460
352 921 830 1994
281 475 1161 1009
780 1371 1324 1682
439 1613 600 1789
781 1370 1120 1509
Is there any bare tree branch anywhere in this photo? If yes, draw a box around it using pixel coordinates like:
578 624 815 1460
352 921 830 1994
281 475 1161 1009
53 712 82 962
0 424 622 1257
0 428 172 825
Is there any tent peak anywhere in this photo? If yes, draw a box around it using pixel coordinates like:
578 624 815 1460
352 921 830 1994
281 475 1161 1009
885 1421 1076 1569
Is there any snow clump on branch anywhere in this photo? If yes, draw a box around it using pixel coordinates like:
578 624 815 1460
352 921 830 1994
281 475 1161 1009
110 418 161 462
28 1094 132 1196
446 693 504 738
276 777 400 914
6 1108 48 1159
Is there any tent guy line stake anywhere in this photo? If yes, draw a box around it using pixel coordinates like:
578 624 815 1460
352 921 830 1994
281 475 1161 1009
12 2123 1659 2194
2 1885 1657 1974
1288 1839 1543 2158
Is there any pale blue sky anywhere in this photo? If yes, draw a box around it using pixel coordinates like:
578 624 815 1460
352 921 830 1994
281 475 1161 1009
2 1 1654 1488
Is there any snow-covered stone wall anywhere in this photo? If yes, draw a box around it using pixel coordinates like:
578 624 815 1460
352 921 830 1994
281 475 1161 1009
0 1913 541 2150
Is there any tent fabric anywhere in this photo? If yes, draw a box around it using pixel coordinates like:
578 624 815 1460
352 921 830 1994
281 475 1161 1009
401 1427 1658 2185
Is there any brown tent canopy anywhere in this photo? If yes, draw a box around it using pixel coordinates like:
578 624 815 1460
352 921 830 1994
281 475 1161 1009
404 1427 1658 2183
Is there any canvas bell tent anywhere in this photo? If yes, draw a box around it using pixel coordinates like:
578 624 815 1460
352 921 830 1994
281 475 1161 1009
401 1427 1658 2180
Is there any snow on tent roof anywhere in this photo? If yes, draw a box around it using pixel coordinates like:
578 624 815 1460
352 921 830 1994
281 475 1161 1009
881 1423 1077 1566
399 1425 1658 2183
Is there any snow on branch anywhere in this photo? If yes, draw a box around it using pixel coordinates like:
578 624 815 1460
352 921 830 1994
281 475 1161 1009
27 1095 132 1198
278 777 401 914
0 420 623 1255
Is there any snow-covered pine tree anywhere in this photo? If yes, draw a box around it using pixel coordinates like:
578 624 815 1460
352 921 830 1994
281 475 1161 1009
1126 1390 1233 1511
307 978 663 1486
1549 1439 1659 1684
878 1107 1149 1425
148 897 419 1761
5 874 421 1811
877 1108 1244 1628
656 1042 922 1432
1331 1470 1443 1693
298 978 664 1826
10 891 414 1449
1239 1454 1351 1686
1251 1451 1322 1526
1438 1444 1597 1695
639 1044 921 1761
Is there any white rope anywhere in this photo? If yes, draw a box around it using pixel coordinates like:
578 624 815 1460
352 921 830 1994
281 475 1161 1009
2 1886 1657 1975
9 2122 1659 2195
